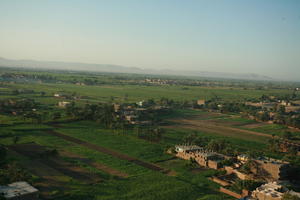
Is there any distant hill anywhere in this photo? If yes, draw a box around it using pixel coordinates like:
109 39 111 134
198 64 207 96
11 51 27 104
0 57 273 81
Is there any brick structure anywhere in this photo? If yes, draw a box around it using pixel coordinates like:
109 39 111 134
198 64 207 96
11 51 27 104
253 158 289 181
219 187 242 199
197 99 206 106
224 166 252 180
251 182 284 200
175 145 224 169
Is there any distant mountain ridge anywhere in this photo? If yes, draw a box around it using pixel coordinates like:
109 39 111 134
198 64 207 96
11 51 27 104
0 57 273 81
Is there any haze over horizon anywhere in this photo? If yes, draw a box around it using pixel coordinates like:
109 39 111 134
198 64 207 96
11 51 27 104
0 0 300 80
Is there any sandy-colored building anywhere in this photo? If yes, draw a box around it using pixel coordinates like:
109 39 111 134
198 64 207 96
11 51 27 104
58 101 70 108
251 182 300 200
251 182 284 200
285 106 300 113
253 158 289 181
237 154 249 163
197 99 206 106
175 145 224 169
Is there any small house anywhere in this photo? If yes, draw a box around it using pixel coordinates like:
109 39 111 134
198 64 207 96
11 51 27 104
58 101 70 108
0 182 39 200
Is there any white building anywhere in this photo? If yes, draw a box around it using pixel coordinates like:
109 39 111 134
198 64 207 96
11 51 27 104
58 101 70 108
175 144 203 153
0 182 39 200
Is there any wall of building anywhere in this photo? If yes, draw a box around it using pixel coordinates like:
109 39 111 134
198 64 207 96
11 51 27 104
253 192 282 200
208 160 219 169
255 160 289 181
219 187 242 199
210 177 230 186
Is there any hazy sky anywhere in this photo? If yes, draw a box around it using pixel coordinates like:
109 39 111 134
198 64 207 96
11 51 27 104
0 0 300 80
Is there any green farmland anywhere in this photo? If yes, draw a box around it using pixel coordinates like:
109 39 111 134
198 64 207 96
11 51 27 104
1 69 300 200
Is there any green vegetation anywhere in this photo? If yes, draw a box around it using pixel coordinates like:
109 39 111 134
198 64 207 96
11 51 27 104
1 68 300 199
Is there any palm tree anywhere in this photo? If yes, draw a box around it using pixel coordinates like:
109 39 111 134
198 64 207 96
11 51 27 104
98 104 116 128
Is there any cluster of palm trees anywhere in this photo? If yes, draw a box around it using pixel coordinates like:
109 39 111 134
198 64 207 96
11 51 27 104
135 126 164 142
66 103 118 128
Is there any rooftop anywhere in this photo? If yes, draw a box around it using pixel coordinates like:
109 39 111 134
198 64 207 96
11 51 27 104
252 182 284 198
175 144 203 151
0 182 38 199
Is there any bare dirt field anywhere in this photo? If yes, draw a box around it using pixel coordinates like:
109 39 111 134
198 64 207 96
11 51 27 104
165 118 272 142
60 150 129 178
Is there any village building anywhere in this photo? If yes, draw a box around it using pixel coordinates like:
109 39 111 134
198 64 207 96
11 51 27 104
53 93 60 97
284 106 300 113
113 104 121 112
251 182 284 200
278 140 300 154
137 100 147 107
0 182 39 200
245 102 275 111
237 154 249 163
224 165 253 180
250 182 300 200
175 145 225 169
292 100 300 106
58 101 70 108
197 99 206 106
224 156 289 181
175 144 203 153
253 158 290 181
125 115 138 124
279 100 291 107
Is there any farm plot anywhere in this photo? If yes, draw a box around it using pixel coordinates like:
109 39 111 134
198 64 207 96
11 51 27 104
60 151 129 178
9 143 101 184
45 130 170 174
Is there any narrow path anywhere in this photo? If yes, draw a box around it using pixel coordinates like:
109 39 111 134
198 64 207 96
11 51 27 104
45 130 169 174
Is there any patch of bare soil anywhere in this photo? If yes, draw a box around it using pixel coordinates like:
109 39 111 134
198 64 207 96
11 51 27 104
9 143 101 184
241 123 267 129
202 119 245 126
7 149 71 199
165 118 272 142
60 151 129 178
187 112 223 120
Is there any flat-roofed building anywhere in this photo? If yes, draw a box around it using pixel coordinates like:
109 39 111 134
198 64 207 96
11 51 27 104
251 182 284 200
0 182 39 200
253 158 290 181
175 145 225 169
58 101 70 107
197 99 206 106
